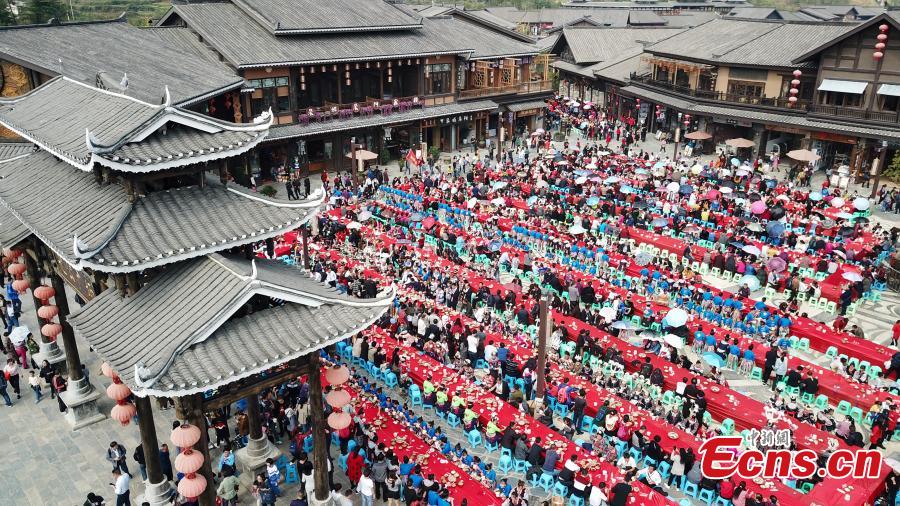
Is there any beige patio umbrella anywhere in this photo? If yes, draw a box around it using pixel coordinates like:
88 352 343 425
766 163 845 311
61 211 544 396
684 131 712 140
786 149 820 162
345 149 378 161
725 138 755 148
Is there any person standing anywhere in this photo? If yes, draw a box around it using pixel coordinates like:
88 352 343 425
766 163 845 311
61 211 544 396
4 358 20 399
357 468 375 506
266 457 282 497
107 442 129 474
28 370 42 403
216 467 240 506
159 444 174 482
0 372 12 406
133 444 147 482
111 469 131 506
52 371 67 412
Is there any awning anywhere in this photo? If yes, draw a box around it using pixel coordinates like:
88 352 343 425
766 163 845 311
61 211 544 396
877 84 900 97
506 99 549 113
818 79 868 94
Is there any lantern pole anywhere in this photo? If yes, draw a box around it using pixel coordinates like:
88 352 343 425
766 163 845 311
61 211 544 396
871 142 889 199
22 245 64 366
135 395 173 506
174 394 216 506
534 292 551 403
50 266 106 429
308 352 331 504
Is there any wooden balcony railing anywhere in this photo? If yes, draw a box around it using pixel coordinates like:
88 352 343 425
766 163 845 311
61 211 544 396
630 75 808 110
458 80 554 100
296 95 424 126
808 104 900 124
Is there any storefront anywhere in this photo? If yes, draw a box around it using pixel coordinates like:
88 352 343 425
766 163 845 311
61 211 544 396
422 112 483 152
810 131 858 173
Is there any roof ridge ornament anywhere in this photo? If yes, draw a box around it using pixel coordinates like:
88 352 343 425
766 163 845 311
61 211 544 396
163 86 172 108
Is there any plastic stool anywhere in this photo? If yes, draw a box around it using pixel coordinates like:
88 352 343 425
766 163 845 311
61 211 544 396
698 489 715 505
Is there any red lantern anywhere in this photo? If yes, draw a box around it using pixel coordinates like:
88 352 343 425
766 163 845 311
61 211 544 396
874 51 884 60
789 88 799 95
792 69 802 78
325 365 350 386
879 24 889 32
6 263 25 277
876 42 886 50
325 388 351 409
37 305 59 320
11 279 28 293
177 475 208 500
175 450 205 475
33 285 55 301
171 423 202 448
877 33 888 42
41 323 62 339
788 96 798 103
791 79 800 87
110 402 136 426
106 382 132 401
2 248 20 259
328 411 352 430
101 362 115 378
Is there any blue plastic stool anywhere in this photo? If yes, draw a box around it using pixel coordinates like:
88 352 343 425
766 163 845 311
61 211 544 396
553 482 569 497
698 489 715 505
446 413 460 428
497 454 513 474
467 430 483 448
683 481 699 497
284 463 300 485
538 473 555 492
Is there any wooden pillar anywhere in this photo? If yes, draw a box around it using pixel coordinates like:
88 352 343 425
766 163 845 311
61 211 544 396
308 353 330 502
175 394 216 506
49 271 83 383
301 226 311 270
22 249 54 348
135 396 165 484
246 392 263 440
871 144 888 199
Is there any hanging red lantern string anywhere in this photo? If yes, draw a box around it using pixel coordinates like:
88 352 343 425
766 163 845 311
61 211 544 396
874 24 888 60
105 370 136 426
172 423 207 500
787 69 802 107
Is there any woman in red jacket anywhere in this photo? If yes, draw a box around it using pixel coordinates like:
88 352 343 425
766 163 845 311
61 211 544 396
346 448 365 485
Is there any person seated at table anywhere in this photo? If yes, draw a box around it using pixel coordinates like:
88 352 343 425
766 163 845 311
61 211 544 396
616 451 638 474
485 418 502 444
643 435 665 464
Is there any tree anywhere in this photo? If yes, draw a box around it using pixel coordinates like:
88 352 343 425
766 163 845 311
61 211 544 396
0 0 16 26
883 150 900 181
22 0 67 25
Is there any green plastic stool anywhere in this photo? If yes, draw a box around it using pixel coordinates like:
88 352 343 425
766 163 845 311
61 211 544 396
721 418 735 436
848 407 864 423
825 346 838 359
749 367 763 381
814 394 829 410
836 400 852 416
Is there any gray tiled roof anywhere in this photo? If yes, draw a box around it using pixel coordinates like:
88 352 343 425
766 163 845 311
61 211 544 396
592 50 647 84
0 142 33 162
70 254 393 396
646 18 856 67
490 8 630 27
558 27 683 64
233 0 422 34
621 85 900 141
0 77 272 172
0 18 242 106
0 151 325 272
100 126 266 169
628 10 666 25
267 100 499 141
0 207 30 250
165 3 534 67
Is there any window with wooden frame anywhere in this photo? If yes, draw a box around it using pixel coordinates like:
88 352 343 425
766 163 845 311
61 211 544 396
248 77 290 115
726 79 765 99
425 63 452 95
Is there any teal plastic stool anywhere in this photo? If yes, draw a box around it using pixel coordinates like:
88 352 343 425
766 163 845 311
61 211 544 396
836 400 852 416
467 430 483 448
538 473 554 492
698 489 716 505
683 481 699 497
553 482 568 497
814 394 829 410
446 413 461 428
568 496 585 506
749 367 763 381
721 418 735 436
497 454 513 474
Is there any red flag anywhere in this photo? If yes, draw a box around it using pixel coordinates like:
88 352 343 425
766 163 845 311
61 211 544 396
405 148 420 167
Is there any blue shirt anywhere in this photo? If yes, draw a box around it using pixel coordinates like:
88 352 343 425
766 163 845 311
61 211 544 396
399 463 415 476
410 474 423 488
743 350 755 361
729 345 740 356
497 348 508 361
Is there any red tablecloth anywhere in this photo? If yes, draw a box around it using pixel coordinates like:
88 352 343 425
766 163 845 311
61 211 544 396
357 403 503 505
370 331 671 506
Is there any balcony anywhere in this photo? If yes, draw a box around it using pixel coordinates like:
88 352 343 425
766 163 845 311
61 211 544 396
808 104 900 125
630 75 807 111
458 80 554 100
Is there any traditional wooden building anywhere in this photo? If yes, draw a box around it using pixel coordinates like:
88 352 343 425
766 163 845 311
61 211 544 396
548 16 900 173
0 76 392 506
157 0 554 174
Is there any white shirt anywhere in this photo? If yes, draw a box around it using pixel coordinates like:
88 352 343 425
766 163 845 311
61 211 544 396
484 344 497 361
357 475 375 497
675 381 686 395
589 486 608 506
114 473 131 495
467 334 479 353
